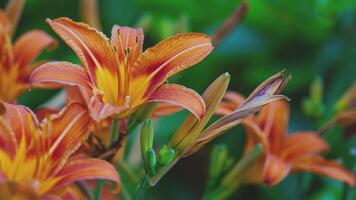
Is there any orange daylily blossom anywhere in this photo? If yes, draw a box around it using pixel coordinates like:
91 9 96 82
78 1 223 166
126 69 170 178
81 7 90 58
30 17 213 121
0 102 120 198
216 92 356 186
0 7 56 102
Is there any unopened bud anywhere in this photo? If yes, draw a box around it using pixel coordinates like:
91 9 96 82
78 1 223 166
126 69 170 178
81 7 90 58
145 148 157 176
140 119 154 160
209 144 229 179
159 145 176 165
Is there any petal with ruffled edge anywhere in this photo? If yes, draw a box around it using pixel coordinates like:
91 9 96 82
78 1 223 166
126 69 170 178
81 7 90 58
46 18 119 100
130 33 213 105
147 84 205 119
13 30 56 67
30 61 93 91
292 156 355 186
55 158 120 192
263 154 291 186
1 102 38 147
281 132 328 161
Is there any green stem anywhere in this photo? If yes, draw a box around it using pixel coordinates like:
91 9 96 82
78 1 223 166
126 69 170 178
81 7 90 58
133 174 149 200
110 119 120 144
93 180 104 200
203 144 264 200
116 159 139 184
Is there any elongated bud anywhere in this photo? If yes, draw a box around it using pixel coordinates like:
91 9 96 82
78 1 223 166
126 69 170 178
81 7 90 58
209 144 229 179
302 77 325 118
170 73 230 152
145 148 157 176
310 77 323 103
159 145 176 165
335 83 356 112
140 119 154 160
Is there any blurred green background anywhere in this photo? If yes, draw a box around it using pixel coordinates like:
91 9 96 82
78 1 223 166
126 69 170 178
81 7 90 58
1 0 355 199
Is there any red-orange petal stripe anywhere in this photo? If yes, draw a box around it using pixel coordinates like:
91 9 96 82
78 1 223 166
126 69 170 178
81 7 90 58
30 61 93 91
148 84 206 119
46 17 119 83
55 158 121 192
13 30 56 67
44 103 92 168
131 33 213 97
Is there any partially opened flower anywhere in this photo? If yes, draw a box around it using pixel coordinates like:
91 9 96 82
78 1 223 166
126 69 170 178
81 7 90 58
30 17 213 121
0 103 120 198
0 4 56 102
217 95 355 186
149 71 290 185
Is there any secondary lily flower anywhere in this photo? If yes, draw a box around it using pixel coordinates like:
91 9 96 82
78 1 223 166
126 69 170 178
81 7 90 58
0 103 120 198
217 94 355 186
30 17 213 121
0 5 56 102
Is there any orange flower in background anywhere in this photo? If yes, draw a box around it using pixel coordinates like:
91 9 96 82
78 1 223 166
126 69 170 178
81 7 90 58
0 7 56 102
0 103 120 199
217 92 355 186
30 17 213 121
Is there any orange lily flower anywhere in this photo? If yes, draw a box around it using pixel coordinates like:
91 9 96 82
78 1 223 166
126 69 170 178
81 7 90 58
217 93 355 186
0 7 56 102
30 17 213 121
0 103 120 198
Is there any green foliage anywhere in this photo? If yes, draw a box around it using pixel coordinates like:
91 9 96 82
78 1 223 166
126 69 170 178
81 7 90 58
3 0 355 199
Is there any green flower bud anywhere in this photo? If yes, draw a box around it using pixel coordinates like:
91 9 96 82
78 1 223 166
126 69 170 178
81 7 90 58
140 119 154 161
209 144 229 179
145 148 157 176
159 145 176 165
310 77 323 103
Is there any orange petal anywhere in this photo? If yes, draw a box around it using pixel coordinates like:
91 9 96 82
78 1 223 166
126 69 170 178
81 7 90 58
147 84 206 119
1 102 37 147
282 132 329 161
258 100 289 154
224 91 245 106
0 10 10 31
111 25 143 69
34 107 59 122
215 102 237 116
46 17 119 83
215 91 245 115
4 0 24 34
131 33 213 98
88 96 128 121
56 158 120 192
44 103 92 166
13 30 56 67
30 61 93 91
263 154 291 186
242 120 266 154
293 156 355 186
149 103 182 118
66 86 91 104
0 115 16 157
